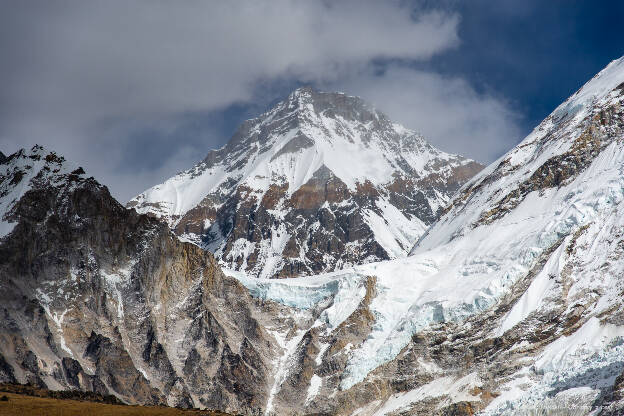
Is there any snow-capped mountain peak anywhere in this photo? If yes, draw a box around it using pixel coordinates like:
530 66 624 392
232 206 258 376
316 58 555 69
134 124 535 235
0 145 89 239
128 88 483 278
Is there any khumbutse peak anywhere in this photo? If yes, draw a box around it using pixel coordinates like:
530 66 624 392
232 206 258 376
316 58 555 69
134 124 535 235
128 86 483 278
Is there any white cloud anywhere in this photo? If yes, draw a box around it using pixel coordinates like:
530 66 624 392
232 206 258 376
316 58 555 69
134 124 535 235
1 1 458 121
329 66 522 163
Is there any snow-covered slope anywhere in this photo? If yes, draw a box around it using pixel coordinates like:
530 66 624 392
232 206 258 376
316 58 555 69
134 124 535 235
222 57 624 414
129 87 482 278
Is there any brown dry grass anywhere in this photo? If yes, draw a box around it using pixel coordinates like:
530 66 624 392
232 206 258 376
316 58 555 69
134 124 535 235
0 393 230 416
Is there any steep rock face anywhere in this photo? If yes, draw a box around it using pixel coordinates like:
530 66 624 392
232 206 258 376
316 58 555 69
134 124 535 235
0 146 288 413
128 88 482 278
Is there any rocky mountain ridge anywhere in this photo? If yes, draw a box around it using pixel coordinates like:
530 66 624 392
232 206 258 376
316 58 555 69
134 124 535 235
0 146 287 412
128 87 482 278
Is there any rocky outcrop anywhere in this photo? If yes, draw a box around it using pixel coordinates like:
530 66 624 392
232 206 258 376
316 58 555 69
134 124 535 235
475 104 620 227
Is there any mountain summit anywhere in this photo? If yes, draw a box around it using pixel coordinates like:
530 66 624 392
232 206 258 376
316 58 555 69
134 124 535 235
128 87 482 278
